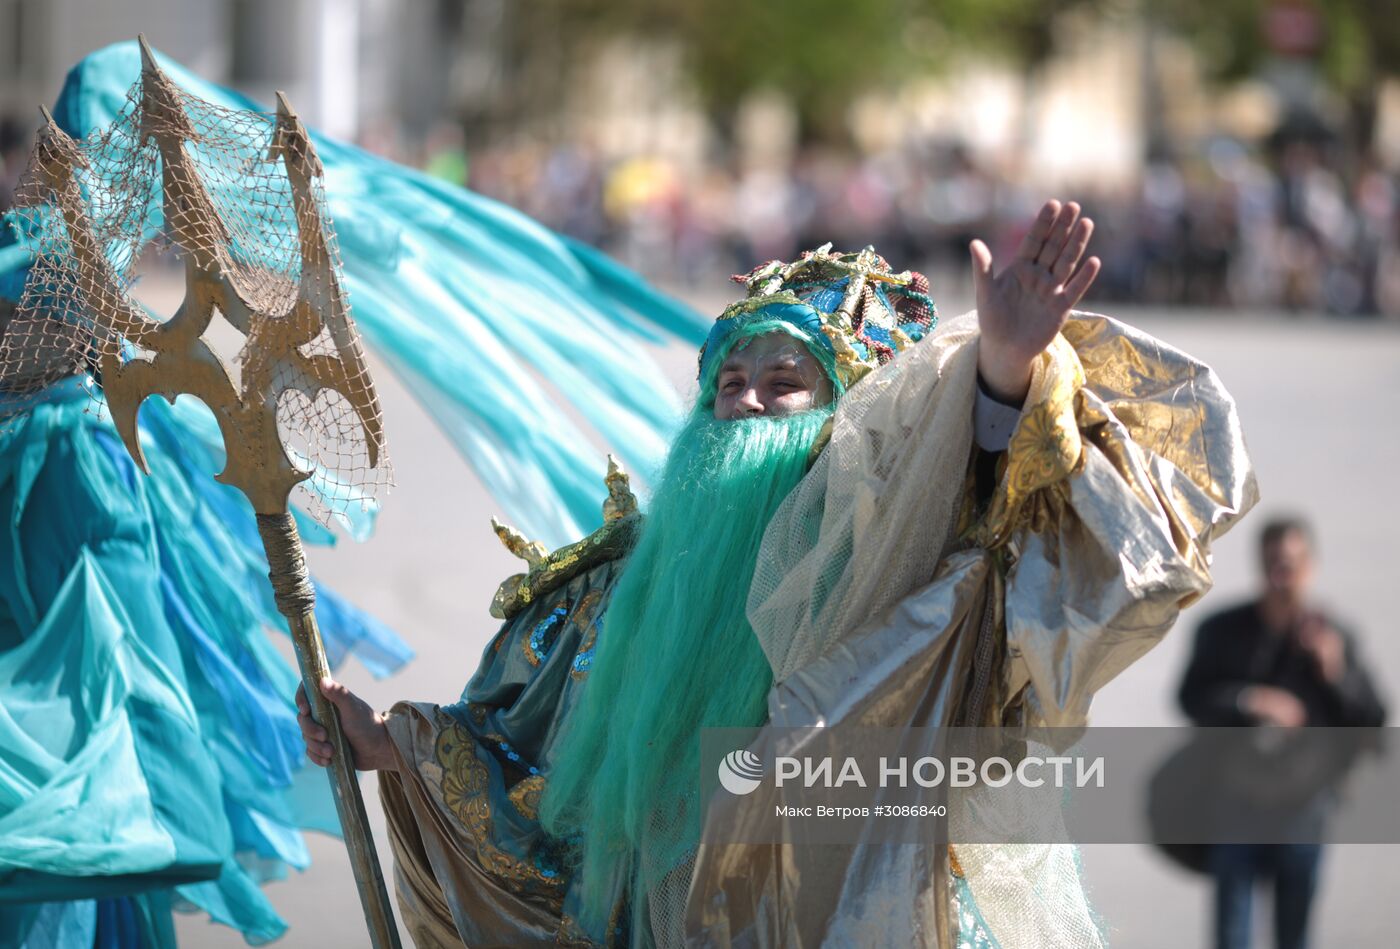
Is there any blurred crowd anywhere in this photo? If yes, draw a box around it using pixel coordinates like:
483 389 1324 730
6 109 1400 317
462 135 1400 317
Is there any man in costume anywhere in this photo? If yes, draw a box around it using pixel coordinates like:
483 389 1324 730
1179 517 1387 949
301 199 1257 947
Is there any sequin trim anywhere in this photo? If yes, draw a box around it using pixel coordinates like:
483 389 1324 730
569 590 606 680
525 602 570 667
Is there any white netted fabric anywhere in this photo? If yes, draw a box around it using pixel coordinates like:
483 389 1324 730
747 311 981 684
646 842 697 949
949 738 1108 948
951 844 1105 949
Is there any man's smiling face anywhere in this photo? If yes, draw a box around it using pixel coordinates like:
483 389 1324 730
711 332 834 420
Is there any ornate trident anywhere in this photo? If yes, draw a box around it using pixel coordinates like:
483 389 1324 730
18 38 400 947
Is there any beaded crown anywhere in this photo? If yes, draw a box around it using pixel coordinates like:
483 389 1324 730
697 243 937 388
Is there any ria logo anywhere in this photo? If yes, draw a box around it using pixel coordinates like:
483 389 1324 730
718 749 764 795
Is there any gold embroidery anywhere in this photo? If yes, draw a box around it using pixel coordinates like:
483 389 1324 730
572 590 603 633
508 774 546 821
570 589 605 681
976 334 1086 548
557 896 626 947
1005 400 1078 501
556 914 598 947
430 718 564 901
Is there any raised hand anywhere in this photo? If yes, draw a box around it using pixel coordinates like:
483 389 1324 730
970 200 1100 404
296 677 397 772
1298 616 1346 685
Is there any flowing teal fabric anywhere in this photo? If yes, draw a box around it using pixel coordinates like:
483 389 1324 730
24 39 709 549
0 381 411 946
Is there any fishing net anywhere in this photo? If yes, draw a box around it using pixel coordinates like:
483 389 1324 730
0 47 388 528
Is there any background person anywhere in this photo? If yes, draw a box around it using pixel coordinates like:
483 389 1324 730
1178 516 1388 949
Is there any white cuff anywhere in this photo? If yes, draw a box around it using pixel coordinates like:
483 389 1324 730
974 386 1023 452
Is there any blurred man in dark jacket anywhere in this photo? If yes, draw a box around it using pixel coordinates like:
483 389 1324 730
1179 516 1387 949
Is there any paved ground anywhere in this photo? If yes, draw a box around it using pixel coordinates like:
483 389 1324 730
173 303 1400 947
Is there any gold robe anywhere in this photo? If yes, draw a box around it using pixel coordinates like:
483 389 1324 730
379 311 1257 947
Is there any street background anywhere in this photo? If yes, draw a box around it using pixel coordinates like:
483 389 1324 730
2 0 1398 945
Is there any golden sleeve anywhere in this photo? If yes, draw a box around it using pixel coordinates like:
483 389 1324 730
976 312 1258 727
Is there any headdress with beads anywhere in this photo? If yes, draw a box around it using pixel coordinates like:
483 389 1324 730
697 243 937 389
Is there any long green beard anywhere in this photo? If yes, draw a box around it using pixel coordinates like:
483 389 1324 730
539 406 831 930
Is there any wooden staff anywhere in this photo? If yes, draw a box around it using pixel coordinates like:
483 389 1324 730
257 511 400 949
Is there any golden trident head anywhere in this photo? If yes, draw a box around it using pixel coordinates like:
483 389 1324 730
16 35 386 517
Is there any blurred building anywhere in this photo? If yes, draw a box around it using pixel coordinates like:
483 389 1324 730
0 0 477 144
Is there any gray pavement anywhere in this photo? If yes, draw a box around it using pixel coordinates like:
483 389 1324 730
173 305 1400 947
